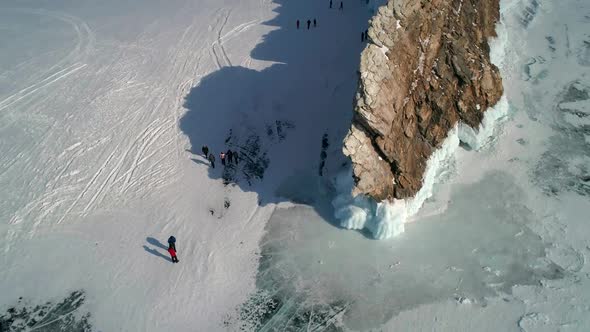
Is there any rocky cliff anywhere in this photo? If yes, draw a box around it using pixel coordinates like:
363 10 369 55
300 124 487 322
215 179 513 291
344 0 503 201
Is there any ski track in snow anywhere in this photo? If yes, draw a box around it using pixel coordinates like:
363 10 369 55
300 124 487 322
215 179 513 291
0 8 95 114
210 9 234 69
1 1 275 328
0 63 88 112
1 0 590 331
1 1 233 231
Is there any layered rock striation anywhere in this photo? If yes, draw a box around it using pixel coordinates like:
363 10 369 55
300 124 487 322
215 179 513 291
345 0 503 200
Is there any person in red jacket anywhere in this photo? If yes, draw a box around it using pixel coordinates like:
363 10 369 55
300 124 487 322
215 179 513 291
168 246 179 263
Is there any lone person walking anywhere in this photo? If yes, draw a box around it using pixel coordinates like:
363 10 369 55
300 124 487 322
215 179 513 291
220 152 226 166
330 0 333 8
208 153 216 168
226 150 233 165
307 19 311 29
313 19 317 27
168 236 176 251
201 145 209 158
168 246 179 263
339 1 343 10
296 19 300 29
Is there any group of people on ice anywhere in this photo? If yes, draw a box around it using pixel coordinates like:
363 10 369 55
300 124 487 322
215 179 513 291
296 18 317 30
201 145 239 169
329 0 345 10
296 1 372 44
360 29 369 42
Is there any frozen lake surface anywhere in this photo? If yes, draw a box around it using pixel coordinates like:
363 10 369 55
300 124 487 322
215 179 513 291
1 0 590 331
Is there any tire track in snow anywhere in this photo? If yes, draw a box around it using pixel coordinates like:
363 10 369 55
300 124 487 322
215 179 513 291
165 20 204 160
108 14 207 196
82 144 131 213
0 152 22 178
104 13 195 194
217 9 233 67
128 150 176 191
31 9 96 61
5 5 217 232
210 46 224 70
98 88 169 197
208 9 226 70
210 9 233 68
8 5 238 231
121 119 174 193
160 14 208 165
166 18 203 162
57 147 119 224
241 57 253 69
0 9 94 111
172 77 197 160
0 64 76 107
219 19 261 45
3 229 17 253
111 124 177 188
209 15 261 71
7 142 84 228
121 120 163 190
0 63 87 112
50 146 85 192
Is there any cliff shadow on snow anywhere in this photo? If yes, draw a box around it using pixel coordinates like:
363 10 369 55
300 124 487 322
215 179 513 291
180 0 377 221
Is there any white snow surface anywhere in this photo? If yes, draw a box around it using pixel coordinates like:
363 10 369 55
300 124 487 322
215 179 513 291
1 0 590 330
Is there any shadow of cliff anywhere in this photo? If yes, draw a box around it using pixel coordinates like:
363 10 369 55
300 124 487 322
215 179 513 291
180 0 376 222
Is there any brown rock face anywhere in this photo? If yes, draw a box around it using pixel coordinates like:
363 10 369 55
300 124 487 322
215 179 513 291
345 0 503 201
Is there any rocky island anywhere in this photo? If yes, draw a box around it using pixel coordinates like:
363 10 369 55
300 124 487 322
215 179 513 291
344 0 503 201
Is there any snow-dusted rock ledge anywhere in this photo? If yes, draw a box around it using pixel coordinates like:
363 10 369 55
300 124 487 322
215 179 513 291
333 96 507 239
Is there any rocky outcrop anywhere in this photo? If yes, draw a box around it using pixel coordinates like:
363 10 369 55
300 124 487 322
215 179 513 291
345 0 503 200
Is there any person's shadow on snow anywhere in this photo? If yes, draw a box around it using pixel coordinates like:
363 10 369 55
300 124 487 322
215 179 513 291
144 237 172 261
190 158 210 167
143 245 172 262
146 237 169 250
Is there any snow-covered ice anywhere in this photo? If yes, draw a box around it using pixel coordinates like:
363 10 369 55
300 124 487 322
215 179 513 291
1 0 590 330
